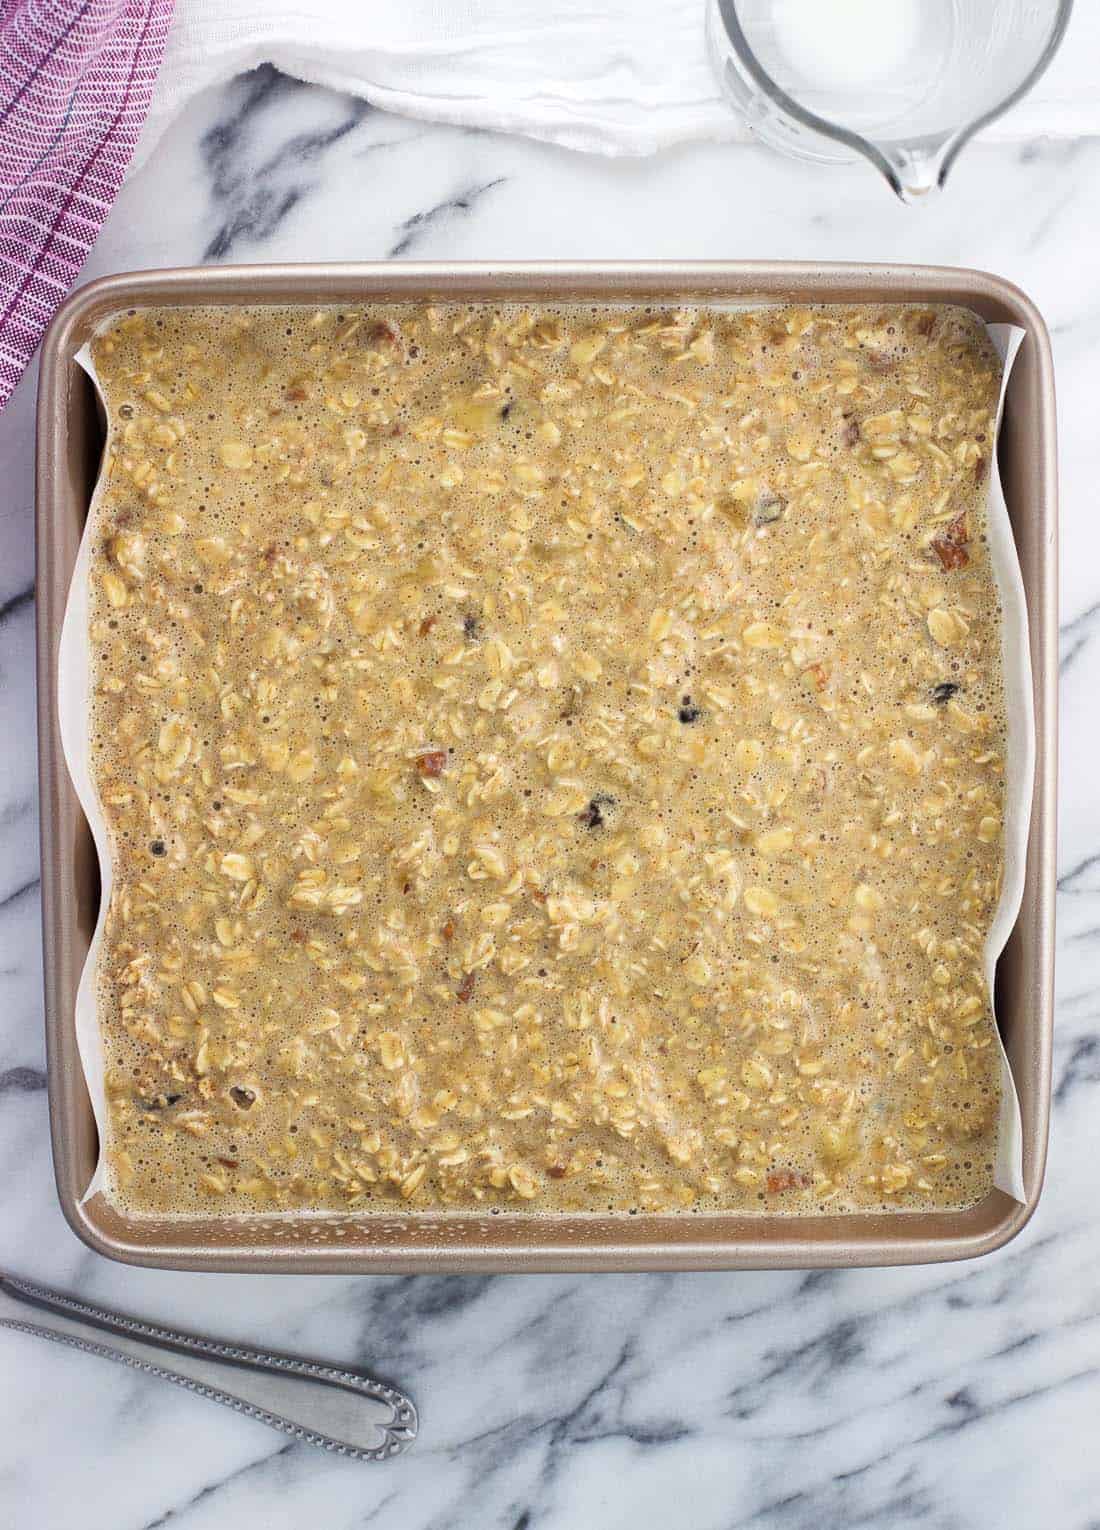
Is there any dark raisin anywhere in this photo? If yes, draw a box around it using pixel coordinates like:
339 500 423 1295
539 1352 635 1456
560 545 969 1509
579 792 615 830
841 417 861 448
149 839 166 857
500 402 513 420
118 403 134 419
678 696 701 724
463 614 480 640
580 799 604 830
137 1090 182 1112
931 682 960 705
229 1086 255 1109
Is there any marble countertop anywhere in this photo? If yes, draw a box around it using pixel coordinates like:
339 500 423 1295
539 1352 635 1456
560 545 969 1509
1 70 1097 1530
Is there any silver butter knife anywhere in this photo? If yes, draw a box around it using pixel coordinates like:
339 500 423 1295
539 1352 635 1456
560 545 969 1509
0 1272 417 1460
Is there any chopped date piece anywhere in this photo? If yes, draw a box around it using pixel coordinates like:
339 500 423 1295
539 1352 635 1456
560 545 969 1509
217 1157 239 1169
931 681 960 705
766 1169 811 1194
456 971 476 1003
365 320 398 348
441 918 455 941
678 696 701 724
841 416 861 448
975 456 988 485
285 385 308 402
418 614 437 637
915 313 936 337
547 1165 567 1179
416 750 447 778
931 512 971 571
866 349 896 372
936 541 966 572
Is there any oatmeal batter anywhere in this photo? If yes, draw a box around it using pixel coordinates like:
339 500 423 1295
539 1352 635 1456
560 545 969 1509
86 301 1005 1215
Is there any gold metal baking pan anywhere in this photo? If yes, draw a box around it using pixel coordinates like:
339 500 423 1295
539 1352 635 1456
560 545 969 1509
36 263 1057 1271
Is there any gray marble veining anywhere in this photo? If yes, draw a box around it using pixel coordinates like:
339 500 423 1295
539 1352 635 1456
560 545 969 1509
1 68 1097 1530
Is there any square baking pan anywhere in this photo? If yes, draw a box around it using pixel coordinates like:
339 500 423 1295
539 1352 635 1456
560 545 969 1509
36 262 1057 1272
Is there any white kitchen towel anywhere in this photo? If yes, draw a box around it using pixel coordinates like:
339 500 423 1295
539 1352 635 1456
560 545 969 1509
135 0 1097 169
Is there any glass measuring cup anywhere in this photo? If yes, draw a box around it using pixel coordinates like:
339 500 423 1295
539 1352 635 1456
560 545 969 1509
707 0 1074 203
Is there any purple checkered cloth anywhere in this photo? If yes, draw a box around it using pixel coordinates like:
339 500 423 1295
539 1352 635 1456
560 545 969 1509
0 0 173 411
